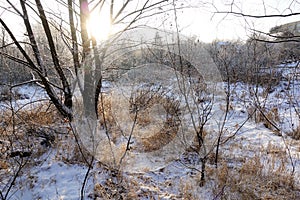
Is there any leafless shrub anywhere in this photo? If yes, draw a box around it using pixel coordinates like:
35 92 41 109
247 105 280 130
128 87 180 152
208 37 283 88
0 98 67 199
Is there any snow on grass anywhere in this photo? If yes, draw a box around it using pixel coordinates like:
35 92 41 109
1 77 300 199
11 151 93 200
0 85 48 111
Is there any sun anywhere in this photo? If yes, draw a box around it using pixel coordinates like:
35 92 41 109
87 11 112 41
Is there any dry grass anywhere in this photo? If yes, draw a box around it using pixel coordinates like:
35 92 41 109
179 179 198 200
97 94 122 144
0 102 60 129
185 129 208 153
97 94 115 126
247 106 280 132
0 102 64 161
54 134 91 165
18 108 58 125
129 90 180 152
0 101 65 198
92 169 143 200
287 125 300 140
210 144 300 200
97 90 181 153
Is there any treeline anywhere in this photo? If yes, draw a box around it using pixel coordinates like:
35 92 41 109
1 27 299 87
0 25 71 85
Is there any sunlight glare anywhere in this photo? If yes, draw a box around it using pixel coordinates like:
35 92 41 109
87 11 112 41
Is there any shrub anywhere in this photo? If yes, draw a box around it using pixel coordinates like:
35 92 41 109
247 106 280 131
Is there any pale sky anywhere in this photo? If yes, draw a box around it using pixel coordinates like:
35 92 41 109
0 0 299 43
176 0 300 42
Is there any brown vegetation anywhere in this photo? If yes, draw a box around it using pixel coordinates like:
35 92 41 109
288 125 300 140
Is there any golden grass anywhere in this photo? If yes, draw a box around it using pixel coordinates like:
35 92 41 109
97 94 115 126
97 91 181 153
247 106 280 131
17 103 59 125
0 102 64 165
210 143 300 200
0 160 9 170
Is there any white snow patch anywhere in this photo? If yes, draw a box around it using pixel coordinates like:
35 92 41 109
12 151 93 200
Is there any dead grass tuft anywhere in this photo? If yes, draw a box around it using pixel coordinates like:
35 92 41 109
92 170 142 200
17 103 59 125
0 101 65 168
287 125 300 140
247 106 280 132
130 91 181 152
212 152 300 200
97 90 181 153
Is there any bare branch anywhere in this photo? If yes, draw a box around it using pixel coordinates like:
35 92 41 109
114 0 168 24
113 0 130 22
6 0 23 17
20 0 46 75
215 11 300 18
68 0 80 75
35 0 72 109
0 51 31 67
0 18 38 72
250 29 300 43
0 41 32 49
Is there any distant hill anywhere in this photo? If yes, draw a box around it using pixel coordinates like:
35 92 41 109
270 21 300 36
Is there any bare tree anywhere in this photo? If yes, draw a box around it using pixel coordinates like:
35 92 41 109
0 0 172 120
0 1 178 199
210 0 298 177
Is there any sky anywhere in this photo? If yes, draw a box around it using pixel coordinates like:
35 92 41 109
0 0 300 43
176 0 300 42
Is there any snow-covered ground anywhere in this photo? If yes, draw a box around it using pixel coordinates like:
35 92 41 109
1 67 300 199
11 151 93 200
0 85 48 110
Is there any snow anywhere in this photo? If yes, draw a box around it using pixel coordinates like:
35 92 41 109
0 85 48 110
1 70 300 199
12 151 93 200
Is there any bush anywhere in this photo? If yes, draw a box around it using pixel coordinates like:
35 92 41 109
208 39 283 88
